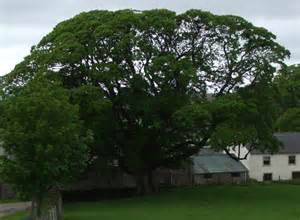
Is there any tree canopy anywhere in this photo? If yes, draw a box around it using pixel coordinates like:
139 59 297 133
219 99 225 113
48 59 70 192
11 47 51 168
0 9 290 193
276 64 300 109
276 108 300 132
275 64 300 132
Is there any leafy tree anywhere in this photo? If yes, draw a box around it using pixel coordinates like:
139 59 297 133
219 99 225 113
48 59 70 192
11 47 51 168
1 9 289 193
276 108 300 132
209 83 282 159
275 64 300 110
70 85 115 170
0 75 91 220
274 65 300 132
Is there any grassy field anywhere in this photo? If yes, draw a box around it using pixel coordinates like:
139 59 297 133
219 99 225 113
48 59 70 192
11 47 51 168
2 211 26 220
4 184 300 220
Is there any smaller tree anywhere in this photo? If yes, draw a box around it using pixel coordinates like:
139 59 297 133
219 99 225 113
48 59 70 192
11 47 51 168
208 83 281 159
0 75 91 220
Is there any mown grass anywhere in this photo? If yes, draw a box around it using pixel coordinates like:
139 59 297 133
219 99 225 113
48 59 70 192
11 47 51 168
4 184 300 220
2 211 26 220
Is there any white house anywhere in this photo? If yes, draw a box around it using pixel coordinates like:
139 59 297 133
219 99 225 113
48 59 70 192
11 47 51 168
236 132 300 182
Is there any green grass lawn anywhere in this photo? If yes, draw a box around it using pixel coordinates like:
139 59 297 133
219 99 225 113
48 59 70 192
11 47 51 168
2 211 26 220
4 184 300 220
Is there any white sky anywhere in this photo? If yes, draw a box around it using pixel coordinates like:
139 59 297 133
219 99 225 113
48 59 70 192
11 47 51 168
1 0 300 76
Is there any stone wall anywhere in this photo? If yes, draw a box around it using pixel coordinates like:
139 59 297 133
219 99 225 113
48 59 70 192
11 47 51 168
66 170 136 191
66 167 192 191
154 168 192 186
193 172 248 185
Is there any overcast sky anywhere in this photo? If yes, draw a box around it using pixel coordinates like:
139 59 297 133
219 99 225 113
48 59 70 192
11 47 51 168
1 0 300 76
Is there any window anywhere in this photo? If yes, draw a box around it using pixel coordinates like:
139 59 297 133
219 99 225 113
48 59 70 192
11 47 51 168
231 172 241 178
263 156 271 166
204 173 212 179
263 173 272 181
289 155 296 165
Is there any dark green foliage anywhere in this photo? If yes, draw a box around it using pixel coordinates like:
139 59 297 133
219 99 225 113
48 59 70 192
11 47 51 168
209 83 282 156
274 65 300 132
276 108 300 132
0 9 289 192
276 65 300 110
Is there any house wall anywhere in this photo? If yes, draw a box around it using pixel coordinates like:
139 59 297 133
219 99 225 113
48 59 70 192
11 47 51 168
193 172 248 185
228 146 251 169
248 154 300 181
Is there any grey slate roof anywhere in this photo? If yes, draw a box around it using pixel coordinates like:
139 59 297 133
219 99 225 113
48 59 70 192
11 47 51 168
252 132 300 155
192 149 248 174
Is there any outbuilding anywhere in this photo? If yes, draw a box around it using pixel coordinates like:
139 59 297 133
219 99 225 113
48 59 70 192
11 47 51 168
192 149 248 185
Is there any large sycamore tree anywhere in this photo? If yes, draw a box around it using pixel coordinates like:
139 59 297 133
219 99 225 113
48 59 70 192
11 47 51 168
1 9 289 193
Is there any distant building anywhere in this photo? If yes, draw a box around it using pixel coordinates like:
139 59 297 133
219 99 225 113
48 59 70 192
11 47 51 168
68 150 249 191
191 149 248 185
0 183 15 199
0 147 15 199
235 132 300 182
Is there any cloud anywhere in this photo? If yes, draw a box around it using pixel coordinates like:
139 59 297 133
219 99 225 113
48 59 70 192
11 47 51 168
0 46 30 75
0 25 50 48
2 0 300 26
252 17 300 63
1 0 300 75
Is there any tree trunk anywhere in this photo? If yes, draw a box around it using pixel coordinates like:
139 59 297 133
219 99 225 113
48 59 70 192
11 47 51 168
147 170 158 193
136 174 144 195
31 198 38 220
135 171 159 195
31 195 43 220
31 190 63 220
143 175 151 194
55 190 63 220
